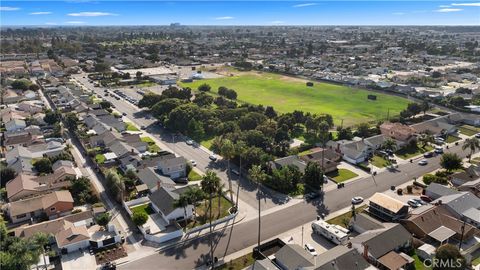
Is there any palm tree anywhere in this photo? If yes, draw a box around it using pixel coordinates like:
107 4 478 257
201 170 221 267
173 193 191 230
220 139 235 203
317 121 330 172
183 186 205 223
382 138 398 153
32 232 50 270
463 138 480 162
418 133 434 149
234 141 247 210
215 183 226 218
249 165 266 249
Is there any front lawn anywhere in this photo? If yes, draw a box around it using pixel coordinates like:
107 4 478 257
326 168 358 183
188 170 202 181
140 136 155 144
412 253 432 270
185 196 233 229
458 125 480 136
95 154 105 164
217 252 255 270
141 136 161 152
327 205 367 228
125 122 139 131
130 203 155 216
396 144 433 159
370 155 390 168
445 135 461 143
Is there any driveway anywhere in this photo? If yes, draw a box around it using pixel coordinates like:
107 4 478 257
61 251 98 270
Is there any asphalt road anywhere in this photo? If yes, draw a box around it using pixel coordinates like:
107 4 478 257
120 143 477 270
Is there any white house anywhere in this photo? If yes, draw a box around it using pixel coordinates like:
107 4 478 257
149 186 194 223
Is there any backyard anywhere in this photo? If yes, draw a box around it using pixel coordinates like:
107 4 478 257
180 71 410 126
95 154 105 164
130 203 155 216
326 168 358 183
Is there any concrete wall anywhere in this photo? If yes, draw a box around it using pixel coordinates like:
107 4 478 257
186 211 238 234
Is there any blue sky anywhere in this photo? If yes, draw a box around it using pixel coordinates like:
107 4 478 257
1 1 479 26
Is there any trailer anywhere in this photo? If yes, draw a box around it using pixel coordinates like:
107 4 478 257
311 219 349 245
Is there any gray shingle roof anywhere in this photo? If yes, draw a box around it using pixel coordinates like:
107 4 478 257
275 244 315 270
351 224 411 259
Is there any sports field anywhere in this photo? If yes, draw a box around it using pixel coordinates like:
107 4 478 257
180 72 410 126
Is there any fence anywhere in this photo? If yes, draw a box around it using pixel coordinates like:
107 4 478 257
186 211 238 234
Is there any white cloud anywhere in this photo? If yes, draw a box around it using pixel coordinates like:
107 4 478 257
0 6 20 11
65 21 86 24
214 16 234 20
392 12 406 15
30 11 52 15
439 5 451 7
68 12 117 17
451 2 480 6
293 3 317 8
435 8 463 12
270 20 285 24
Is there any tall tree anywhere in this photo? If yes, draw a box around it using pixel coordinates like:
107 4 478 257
382 138 398 153
32 232 50 270
173 193 191 229
440 153 463 172
220 139 235 203
200 170 221 267
249 165 266 249
303 162 323 190
317 121 330 172
462 138 480 162
418 133 434 148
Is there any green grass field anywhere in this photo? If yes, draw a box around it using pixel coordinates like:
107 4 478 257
326 168 358 183
180 72 410 126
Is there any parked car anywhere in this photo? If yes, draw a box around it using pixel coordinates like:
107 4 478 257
140 125 146 130
420 195 432 203
304 244 318 256
190 160 197 166
230 168 240 176
351 197 364 204
475 133 480 139
408 199 421 208
434 146 443 154
209 154 218 161
174 177 188 184
418 159 428 166
122 112 127 116
423 152 434 158
304 192 320 201
186 140 194 145
413 198 427 205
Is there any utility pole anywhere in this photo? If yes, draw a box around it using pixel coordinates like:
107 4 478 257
301 226 304 246
458 219 466 250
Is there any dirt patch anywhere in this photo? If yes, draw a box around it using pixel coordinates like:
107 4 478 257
94 243 127 265
402 185 423 196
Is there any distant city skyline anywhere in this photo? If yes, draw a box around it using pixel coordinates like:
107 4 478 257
1 1 479 26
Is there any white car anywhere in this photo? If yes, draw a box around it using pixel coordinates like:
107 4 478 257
304 244 318 256
351 197 364 204
418 159 428 166
209 154 218 161
190 160 197 166
186 140 194 145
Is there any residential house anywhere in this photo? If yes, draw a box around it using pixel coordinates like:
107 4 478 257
450 165 480 187
97 114 126 132
299 147 341 173
434 192 480 228
274 244 315 270
425 183 459 200
314 245 374 270
270 155 307 173
368 193 409 221
5 119 26 132
109 141 139 159
400 205 478 245
380 122 416 145
89 130 123 147
157 156 187 178
6 165 76 201
6 190 74 223
17 101 43 114
149 186 194 223
136 167 176 191
351 224 412 268
411 116 457 135
458 178 480 197
350 212 386 234
3 132 38 149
